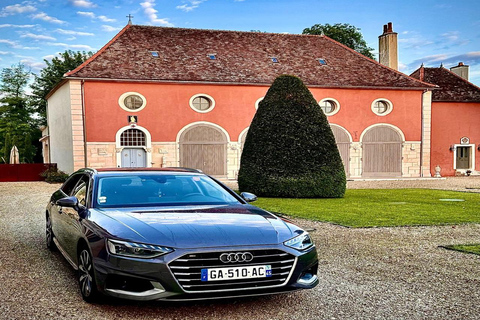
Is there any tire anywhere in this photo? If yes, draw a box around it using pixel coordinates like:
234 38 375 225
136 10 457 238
78 247 99 303
46 213 56 251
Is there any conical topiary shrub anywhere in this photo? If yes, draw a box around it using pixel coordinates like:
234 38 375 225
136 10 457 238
238 75 346 198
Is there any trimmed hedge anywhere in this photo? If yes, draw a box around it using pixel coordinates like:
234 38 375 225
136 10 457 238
238 75 346 198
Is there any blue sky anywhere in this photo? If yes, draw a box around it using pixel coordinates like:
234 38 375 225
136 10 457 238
0 0 479 85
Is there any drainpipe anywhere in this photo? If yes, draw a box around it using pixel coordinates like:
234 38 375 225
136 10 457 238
420 89 428 177
81 80 88 168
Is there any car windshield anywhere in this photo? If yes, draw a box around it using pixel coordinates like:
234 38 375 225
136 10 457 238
95 174 241 208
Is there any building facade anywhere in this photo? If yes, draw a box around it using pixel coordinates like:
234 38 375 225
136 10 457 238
411 63 480 176
48 23 460 179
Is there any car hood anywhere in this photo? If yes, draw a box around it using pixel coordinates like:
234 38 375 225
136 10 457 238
89 204 300 249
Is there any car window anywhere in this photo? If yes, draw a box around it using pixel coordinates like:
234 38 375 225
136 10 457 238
95 174 240 208
72 175 89 206
61 174 83 196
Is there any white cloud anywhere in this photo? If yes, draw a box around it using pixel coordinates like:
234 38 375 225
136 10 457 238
31 12 66 24
48 42 95 51
176 0 207 12
0 51 13 55
406 52 480 70
42 54 57 61
20 32 56 41
66 36 77 41
98 15 116 22
101 25 121 32
440 31 469 47
140 0 174 26
77 11 95 18
0 39 17 46
0 39 40 50
0 4 37 17
76 11 115 22
20 58 46 71
0 24 35 28
70 0 97 8
55 28 94 36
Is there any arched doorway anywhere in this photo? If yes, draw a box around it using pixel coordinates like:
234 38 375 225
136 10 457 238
119 128 147 167
362 125 403 177
330 125 351 177
179 124 228 176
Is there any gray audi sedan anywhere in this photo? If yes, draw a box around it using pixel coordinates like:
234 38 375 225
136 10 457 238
46 168 318 302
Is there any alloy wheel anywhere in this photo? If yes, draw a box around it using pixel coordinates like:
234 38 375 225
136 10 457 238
78 249 95 300
46 215 55 251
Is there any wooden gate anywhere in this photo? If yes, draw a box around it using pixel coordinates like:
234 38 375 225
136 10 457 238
330 125 351 177
362 126 403 177
180 125 227 176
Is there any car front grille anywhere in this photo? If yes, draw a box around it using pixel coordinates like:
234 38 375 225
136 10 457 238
168 249 296 292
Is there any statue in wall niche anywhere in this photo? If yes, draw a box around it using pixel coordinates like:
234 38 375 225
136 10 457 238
434 165 441 178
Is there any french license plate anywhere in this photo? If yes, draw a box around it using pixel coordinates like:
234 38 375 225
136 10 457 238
201 265 272 282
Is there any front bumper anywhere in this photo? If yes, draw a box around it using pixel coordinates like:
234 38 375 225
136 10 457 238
92 244 318 301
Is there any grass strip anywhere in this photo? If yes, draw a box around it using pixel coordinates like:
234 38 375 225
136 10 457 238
253 189 480 228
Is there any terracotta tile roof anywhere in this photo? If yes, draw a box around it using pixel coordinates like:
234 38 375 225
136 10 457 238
410 66 480 102
67 25 434 89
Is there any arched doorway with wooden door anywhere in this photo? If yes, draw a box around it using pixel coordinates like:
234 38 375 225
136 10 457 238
361 124 404 178
330 124 352 177
178 122 229 177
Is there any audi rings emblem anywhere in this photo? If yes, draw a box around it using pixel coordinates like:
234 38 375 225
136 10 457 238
220 252 254 263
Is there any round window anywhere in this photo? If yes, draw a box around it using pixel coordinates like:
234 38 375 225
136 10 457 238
189 94 215 113
371 99 393 116
318 98 340 116
192 96 211 111
118 92 147 112
124 95 144 110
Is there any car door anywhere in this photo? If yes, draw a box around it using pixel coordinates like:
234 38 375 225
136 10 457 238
61 174 91 261
51 174 82 252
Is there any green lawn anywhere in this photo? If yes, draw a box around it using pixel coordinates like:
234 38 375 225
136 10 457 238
442 244 480 256
253 189 480 228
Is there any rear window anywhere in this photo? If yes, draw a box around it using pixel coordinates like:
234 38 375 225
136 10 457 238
94 174 240 208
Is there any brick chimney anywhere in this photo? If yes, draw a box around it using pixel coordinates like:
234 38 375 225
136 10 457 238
378 22 398 70
450 62 469 80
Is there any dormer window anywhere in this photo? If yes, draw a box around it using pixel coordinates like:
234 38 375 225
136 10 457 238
150 51 159 57
207 54 217 60
271 57 279 63
318 59 327 65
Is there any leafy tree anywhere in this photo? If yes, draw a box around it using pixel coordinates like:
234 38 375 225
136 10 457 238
0 63 37 163
30 50 93 123
303 23 374 59
238 75 346 198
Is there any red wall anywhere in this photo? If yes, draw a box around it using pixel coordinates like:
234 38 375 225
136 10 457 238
431 102 480 176
83 81 424 143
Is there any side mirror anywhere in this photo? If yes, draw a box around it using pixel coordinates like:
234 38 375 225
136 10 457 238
240 192 257 203
56 196 88 220
56 196 79 208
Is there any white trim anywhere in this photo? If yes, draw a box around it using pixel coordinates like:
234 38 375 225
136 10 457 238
371 98 393 116
176 121 231 167
329 124 353 142
453 144 475 171
255 97 264 110
115 125 152 168
118 92 147 112
319 97 341 116
359 123 405 142
189 93 216 113
238 127 250 144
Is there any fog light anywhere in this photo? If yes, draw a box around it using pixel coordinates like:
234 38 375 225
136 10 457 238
298 272 318 285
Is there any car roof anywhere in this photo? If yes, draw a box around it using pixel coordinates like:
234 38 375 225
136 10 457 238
81 167 204 175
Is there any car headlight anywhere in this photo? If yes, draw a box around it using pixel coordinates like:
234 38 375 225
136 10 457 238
284 232 314 251
107 239 173 259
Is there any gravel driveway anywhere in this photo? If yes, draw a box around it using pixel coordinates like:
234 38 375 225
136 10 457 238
0 181 479 320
